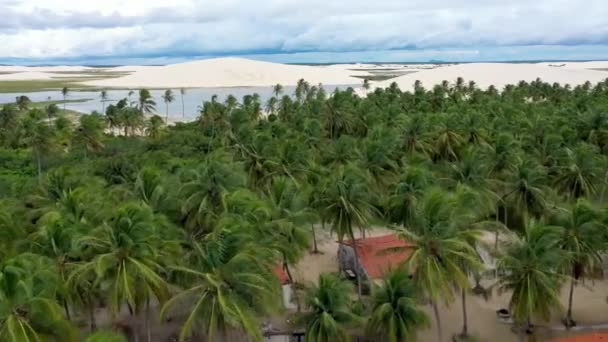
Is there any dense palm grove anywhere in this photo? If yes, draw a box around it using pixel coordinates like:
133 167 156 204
1 77 608 341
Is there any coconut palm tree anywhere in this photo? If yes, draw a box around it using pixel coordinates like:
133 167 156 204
100 90 108 114
145 115 164 138
137 89 156 115
548 200 606 326
273 83 283 98
320 164 377 299
61 87 69 111
161 89 175 123
179 151 246 236
0 254 76 342
553 144 601 200
161 228 280 342
497 220 566 340
72 203 175 342
396 187 483 341
180 88 186 118
74 113 106 156
300 273 359 342
366 269 429 342
21 116 55 181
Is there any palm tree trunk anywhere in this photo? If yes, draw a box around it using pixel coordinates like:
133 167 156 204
62 299 71 320
566 271 576 327
145 297 151 342
36 150 42 182
350 232 363 301
311 224 319 253
181 93 185 118
283 258 300 312
88 296 97 332
165 103 169 124
461 288 468 337
431 300 443 342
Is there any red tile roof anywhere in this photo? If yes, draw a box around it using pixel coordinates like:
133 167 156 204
554 333 608 342
273 264 290 285
343 234 413 279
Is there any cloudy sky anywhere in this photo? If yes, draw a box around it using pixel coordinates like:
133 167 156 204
1 0 607 65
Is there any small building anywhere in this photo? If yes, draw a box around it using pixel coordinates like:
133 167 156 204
273 264 297 310
338 234 413 282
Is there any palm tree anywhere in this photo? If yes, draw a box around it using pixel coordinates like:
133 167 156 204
273 83 283 98
503 158 549 222
137 89 156 115
73 204 175 342
162 89 175 123
100 90 108 114
397 187 483 341
161 229 280 342
0 254 76 342
179 151 246 236
497 220 566 340
553 144 601 199
549 200 606 327
180 88 186 118
74 113 106 156
362 78 371 93
21 116 55 181
15 95 31 111
300 273 359 342
61 87 69 111
145 115 164 138
366 269 429 342
320 164 377 299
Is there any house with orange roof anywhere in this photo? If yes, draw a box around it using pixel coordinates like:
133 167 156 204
337 234 414 283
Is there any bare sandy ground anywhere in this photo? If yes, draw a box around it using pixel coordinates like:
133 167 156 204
81 57 363 88
293 226 608 341
372 62 608 92
2 59 607 92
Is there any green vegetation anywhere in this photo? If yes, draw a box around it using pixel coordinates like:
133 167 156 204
0 77 608 341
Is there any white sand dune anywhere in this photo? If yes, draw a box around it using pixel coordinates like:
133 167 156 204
81 57 362 88
372 63 608 92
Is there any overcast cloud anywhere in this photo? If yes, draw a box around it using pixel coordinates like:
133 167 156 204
1 0 607 64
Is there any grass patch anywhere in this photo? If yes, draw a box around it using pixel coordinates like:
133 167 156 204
0 79 95 93
351 74 403 81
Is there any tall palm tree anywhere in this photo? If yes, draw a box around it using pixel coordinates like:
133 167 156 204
180 88 186 118
320 164 377 299
553 144 601 200
179 151 246 236
74 113 106 156
137 89 156 115
100 90 108 114
300 273 359 342
61 87 69 112
366 269 429 342
21 116 55 181
273 83 283 98
549 200 606 326
397 187 483 341
72 204 175 342
497 220 566 340
161 229 280 342
0 254 76 342
145 115 164 138
162 89 175 123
